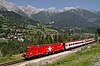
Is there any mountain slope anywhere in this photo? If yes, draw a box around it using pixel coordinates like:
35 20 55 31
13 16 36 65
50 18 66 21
0 11 38 29
0 0 28 17
31 11 58 22
47 11 98 28
31 8 100 29
0 5 7 11
67 8 100 22
0 0 100 30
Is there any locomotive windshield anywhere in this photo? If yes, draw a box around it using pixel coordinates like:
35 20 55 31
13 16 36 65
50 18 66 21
25 48 29 52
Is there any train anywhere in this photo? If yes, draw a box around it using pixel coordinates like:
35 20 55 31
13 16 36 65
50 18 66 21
23 38 95 59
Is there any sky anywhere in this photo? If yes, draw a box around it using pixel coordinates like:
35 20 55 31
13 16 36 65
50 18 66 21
9 0 100 11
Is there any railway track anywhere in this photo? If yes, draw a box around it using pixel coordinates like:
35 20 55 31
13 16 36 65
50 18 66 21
0 42 96 66
0 59 25 66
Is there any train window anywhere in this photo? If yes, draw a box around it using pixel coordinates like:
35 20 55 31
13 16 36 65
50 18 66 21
86 40 92 42
79 42 83 44
75 42 84 44
69 44 71 46
75 43 79 44
70 44 73 46
25 48 29 52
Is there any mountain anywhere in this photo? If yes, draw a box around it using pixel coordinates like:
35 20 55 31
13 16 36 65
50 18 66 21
31 7 100 29
0 0 62 17
48 11 98 28
43 7 62 13
20 6 62 17
0 5 7 11
67 8 100 22
0 0 28 17
0 0 100 31
97 11 100 13
19 5 40 17
31 11 59 22
0 10 38 29
0 0 19 11
64 8 100 28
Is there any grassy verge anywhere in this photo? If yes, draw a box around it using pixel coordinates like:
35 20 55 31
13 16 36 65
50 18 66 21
43 42 100 66
0 54 23 64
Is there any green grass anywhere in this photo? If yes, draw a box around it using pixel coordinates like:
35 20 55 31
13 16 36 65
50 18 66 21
43 42 100 66
0 54 23 64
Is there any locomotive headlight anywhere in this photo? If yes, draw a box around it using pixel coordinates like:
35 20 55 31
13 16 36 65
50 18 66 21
30 53 32 54
24 53 26 55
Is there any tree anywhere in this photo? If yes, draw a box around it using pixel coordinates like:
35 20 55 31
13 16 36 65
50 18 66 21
97 27 100 36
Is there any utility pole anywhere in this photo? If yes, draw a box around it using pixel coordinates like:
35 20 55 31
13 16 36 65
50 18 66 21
70 27 82 39
69 28 74 35
75 27 81 39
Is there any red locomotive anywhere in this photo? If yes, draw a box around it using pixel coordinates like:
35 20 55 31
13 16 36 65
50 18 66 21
23 38 95 59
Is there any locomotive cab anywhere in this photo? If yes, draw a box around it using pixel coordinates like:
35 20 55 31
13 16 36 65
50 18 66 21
23 45 38 59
